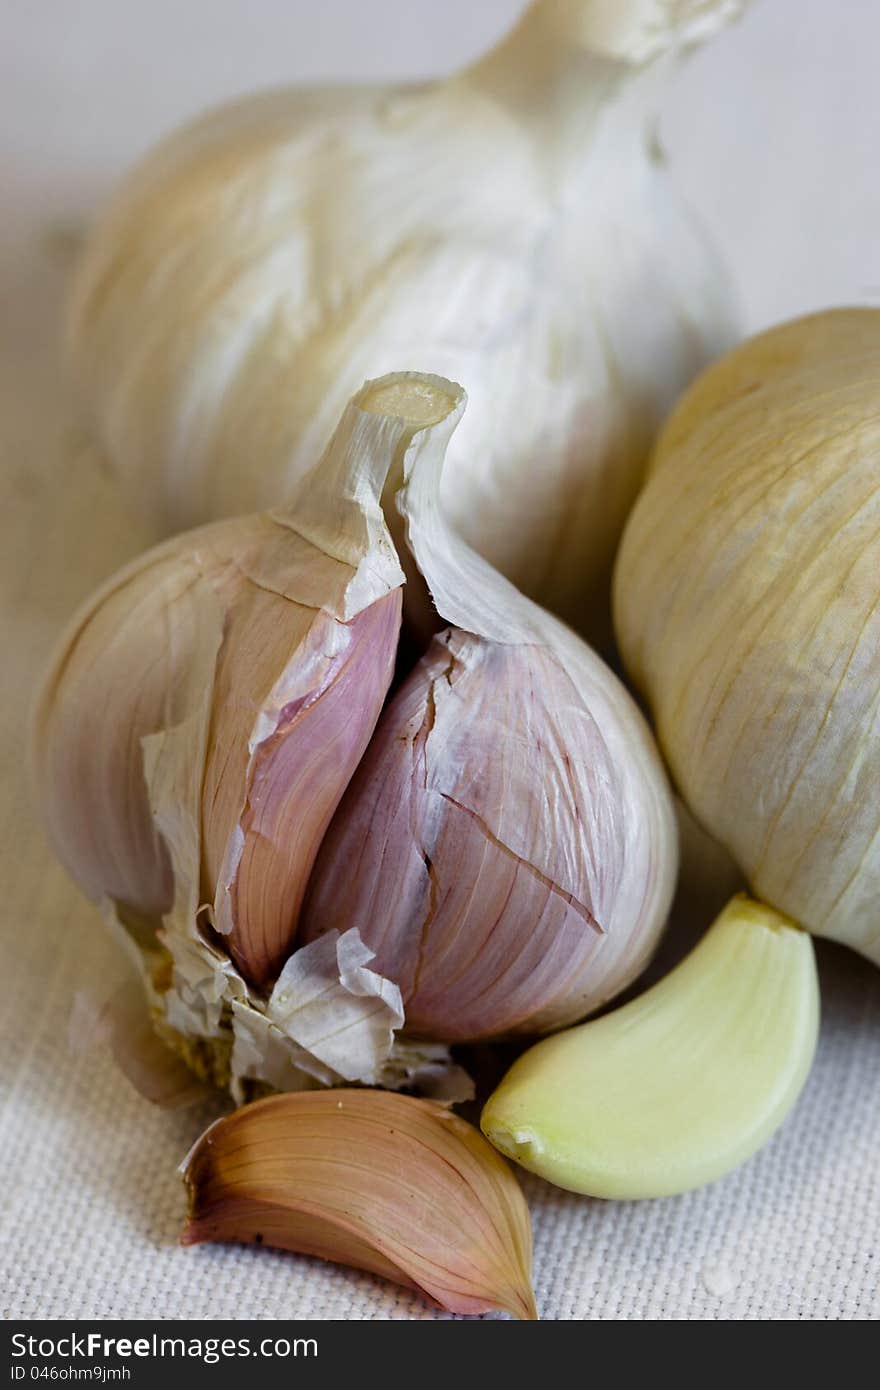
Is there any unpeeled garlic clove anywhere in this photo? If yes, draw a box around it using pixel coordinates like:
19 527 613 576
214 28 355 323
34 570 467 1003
200 579 402 987
302 627 661 1040
481 895 819 1198
182 1089 537 1319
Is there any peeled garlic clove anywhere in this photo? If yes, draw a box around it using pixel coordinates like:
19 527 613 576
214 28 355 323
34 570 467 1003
481 895 819 1199
182 1089 537 1320
68 0 739 644
615 308 880 964
300 373 677 1040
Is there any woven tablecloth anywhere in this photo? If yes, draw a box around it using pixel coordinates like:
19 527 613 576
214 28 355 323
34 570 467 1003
2 0 879 1321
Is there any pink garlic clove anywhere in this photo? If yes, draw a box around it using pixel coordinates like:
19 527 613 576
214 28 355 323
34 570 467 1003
182 1088 537 1319
301 625 663 1041
202 585 402 987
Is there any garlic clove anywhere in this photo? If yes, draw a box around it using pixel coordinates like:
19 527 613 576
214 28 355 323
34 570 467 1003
201 581 402 987
182 1089 537 1319
481 895 819 1199
32 544 214 923
301 628 653 1040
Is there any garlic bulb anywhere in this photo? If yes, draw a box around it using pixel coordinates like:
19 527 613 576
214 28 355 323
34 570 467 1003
35 370 676 1100
301 374 677 1041
183 1089 537 1319
614 308 880 965
68 0 740 644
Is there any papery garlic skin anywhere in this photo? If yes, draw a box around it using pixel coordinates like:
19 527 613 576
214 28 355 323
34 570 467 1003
302 372 678 1040
68 0 740 643
183 1089 537 1319
615 309 880 964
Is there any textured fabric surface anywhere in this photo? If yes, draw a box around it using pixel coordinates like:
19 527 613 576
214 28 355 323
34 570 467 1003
2 0 880 1324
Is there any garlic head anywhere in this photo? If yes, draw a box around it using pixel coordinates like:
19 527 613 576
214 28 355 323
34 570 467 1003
68 0 740 644
615 308 880 965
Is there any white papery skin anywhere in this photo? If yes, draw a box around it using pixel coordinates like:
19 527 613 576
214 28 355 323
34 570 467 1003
615 309 880 965
69 0 740 645
302 372 678 1040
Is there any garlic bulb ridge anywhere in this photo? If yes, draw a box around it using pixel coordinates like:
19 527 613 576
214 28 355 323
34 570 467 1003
68 0 741 644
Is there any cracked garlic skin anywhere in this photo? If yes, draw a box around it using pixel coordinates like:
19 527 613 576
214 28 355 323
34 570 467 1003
183 1089 537 1319
481 895 819 1198
68 0 739 646
615 309 880 965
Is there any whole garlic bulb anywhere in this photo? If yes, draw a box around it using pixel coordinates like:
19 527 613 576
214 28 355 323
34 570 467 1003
35 371 677 1100
68 0 740 645
614 308 880 965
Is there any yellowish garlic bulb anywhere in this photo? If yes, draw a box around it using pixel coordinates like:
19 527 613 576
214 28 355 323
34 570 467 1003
614 308 880 965
68 0 740 645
